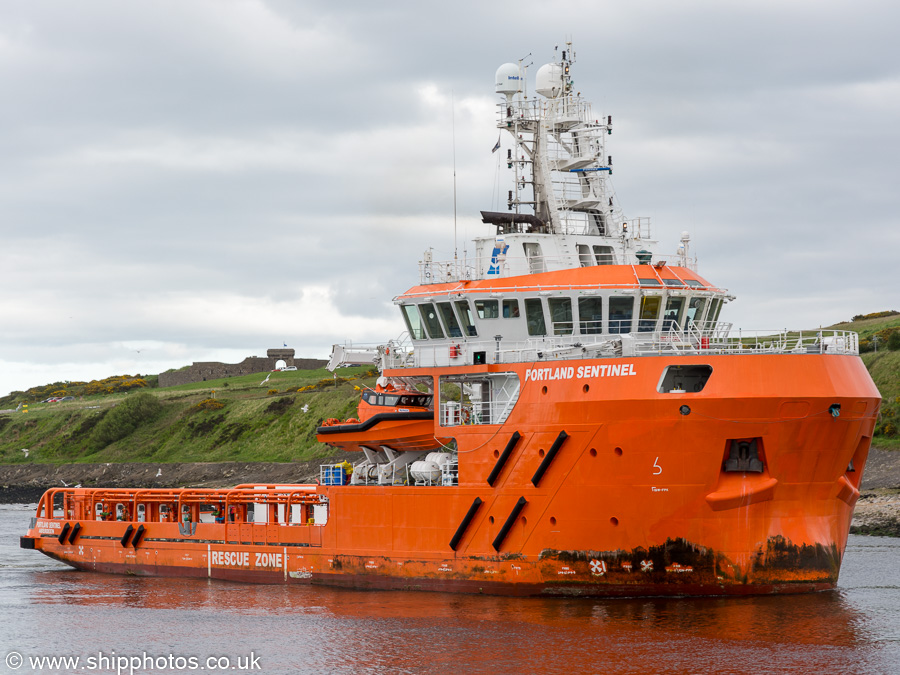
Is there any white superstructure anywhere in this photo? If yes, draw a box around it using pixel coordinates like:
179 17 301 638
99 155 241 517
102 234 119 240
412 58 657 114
326 42 859 377
421 43 694 285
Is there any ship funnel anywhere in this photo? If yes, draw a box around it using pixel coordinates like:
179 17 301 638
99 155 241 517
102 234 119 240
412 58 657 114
535 62 563 98
495 63 522 101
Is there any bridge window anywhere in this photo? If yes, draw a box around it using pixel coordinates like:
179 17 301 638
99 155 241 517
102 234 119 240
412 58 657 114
402 305 427 340
663 297 685 330
663 279 685 287
578 297 603 334
475 299 499 319
502 299 520 318
638 296 661 332
455 300 477 336
548 297 573 335
419 303 445 339
609 297 634 333
686 297 707 327
638 278 662 287
437 302 463 338
708 298 724 324
594 245 615 265
685 279 705 288
524 298 547 336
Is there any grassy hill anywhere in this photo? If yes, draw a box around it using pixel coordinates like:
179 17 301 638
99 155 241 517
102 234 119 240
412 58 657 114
0 367 376 465
829 311 900 353
829 311 900 448
861 351 900 446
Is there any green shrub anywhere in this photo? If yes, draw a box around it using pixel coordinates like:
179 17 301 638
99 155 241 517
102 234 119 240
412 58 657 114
888 331 900 351
90 392 163 448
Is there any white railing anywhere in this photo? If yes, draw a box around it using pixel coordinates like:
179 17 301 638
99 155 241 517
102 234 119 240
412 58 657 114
501 97 597 126
418 251 699 284
439 398 518 426
379 325 859 370
441 460 458 486
632 328 860 357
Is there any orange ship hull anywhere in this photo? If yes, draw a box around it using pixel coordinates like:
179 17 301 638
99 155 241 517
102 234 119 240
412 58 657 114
23 353 880 597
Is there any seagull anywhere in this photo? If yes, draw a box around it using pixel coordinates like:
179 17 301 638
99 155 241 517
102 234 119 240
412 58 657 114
260 373 271 386
156 468 162 477
60 479 69 487
301 404 309 413
20 448 29 458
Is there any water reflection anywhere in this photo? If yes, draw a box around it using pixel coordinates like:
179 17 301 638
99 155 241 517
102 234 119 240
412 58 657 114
23 571 876 665
4 504 899 675
25 570 866 643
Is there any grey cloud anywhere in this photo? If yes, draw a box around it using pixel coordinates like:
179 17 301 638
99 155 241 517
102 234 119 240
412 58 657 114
1 0 898 395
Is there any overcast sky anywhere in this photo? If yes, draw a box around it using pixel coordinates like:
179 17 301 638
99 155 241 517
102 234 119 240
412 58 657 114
1 0 898 396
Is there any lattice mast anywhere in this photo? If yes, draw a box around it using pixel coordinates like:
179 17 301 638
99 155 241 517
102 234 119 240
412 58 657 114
495 43 629 239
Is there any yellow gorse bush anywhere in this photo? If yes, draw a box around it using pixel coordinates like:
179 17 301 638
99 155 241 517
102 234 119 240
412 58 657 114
195 398 225 411
84 376 148 396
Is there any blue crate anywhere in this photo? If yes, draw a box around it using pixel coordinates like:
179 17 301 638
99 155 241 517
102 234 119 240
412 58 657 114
321 466 346 486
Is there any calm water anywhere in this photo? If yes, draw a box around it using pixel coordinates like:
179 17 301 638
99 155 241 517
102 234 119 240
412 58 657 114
2 504 899 675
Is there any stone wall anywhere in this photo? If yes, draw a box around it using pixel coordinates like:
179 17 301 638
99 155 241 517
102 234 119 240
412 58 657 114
157 348 327 388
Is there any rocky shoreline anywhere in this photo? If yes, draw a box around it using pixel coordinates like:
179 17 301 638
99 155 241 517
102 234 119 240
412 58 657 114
847 445 900 537
852 490 900 537
2 448 898 536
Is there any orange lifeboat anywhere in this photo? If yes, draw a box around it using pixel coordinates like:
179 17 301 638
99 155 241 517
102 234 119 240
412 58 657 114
316 386 451 453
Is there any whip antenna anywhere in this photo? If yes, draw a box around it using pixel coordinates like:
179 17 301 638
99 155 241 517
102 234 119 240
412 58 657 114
452 91 458 263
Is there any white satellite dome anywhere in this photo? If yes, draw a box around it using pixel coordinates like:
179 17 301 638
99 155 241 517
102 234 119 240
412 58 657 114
535 62 563 98
495 63 522 96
